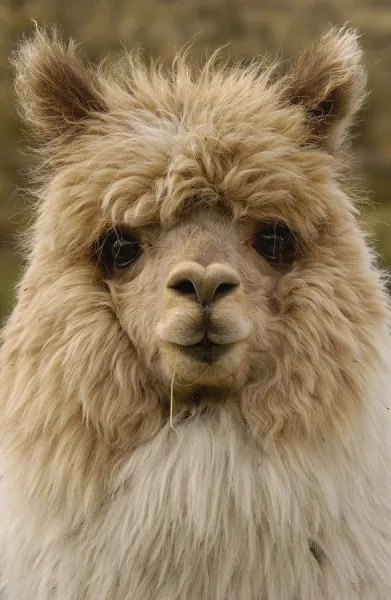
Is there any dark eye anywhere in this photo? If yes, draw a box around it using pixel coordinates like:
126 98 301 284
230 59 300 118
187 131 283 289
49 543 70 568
254 222 296 265
95 229 142 272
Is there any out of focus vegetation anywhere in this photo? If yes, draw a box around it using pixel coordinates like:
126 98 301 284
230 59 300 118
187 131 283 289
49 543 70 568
1 0 390 323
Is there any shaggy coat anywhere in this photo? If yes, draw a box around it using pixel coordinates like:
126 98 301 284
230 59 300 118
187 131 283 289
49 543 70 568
0 26 390 600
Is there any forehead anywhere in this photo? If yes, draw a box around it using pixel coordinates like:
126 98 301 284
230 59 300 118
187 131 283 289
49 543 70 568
49 71 337 251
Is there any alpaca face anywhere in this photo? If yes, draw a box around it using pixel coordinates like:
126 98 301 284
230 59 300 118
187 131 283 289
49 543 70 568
96 204 300 394
5 27 387 449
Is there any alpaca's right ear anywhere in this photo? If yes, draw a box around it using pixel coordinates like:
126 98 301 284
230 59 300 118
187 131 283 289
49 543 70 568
12 25 107 142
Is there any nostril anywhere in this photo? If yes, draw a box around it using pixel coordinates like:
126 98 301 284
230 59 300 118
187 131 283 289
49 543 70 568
170 279 197 296
166 262 241 305
214 281 238 298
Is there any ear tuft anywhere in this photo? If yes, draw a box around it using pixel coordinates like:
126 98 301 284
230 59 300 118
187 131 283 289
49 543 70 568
12 24 107 142
283 27 367 151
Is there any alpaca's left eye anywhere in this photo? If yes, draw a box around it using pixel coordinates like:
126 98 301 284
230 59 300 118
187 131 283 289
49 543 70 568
254 222 296 265
95 229 142 272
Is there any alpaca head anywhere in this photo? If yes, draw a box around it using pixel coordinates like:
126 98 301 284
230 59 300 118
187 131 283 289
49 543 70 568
4 26 388 475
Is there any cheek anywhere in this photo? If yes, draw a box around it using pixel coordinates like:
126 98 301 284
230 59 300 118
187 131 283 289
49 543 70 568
239 263 276 349
107 269 163 359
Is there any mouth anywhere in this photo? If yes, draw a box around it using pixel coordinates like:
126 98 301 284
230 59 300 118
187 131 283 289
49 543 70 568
176 336 233 364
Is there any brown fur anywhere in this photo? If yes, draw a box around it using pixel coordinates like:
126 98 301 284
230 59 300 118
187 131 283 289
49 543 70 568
282 27 367 148
13 26 107 142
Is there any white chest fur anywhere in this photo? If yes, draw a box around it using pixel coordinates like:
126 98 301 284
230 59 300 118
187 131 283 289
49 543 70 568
1 407 390 600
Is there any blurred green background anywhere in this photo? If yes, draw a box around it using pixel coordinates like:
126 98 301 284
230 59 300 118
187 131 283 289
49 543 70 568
1 0 390 324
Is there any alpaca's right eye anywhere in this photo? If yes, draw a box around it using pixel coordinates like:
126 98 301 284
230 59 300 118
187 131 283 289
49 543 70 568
95 229 142 273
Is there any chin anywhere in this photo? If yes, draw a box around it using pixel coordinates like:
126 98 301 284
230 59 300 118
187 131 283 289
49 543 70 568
160 341 248 391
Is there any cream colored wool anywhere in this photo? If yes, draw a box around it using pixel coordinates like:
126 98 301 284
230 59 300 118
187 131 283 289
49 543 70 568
0 25 390 599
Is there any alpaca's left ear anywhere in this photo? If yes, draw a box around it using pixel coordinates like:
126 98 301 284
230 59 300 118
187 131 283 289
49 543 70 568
283 27 367 151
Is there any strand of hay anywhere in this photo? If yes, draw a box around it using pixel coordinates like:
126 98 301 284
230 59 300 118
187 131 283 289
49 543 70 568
169 352 212 431
170 349 180 433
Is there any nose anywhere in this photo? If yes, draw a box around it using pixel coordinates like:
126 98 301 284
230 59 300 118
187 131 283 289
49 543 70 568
167 261 241 305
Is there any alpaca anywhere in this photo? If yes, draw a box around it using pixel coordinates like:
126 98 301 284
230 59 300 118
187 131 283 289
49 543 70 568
0 24 390 600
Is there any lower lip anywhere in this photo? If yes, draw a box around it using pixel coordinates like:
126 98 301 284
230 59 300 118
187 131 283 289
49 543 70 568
177 343 233 363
